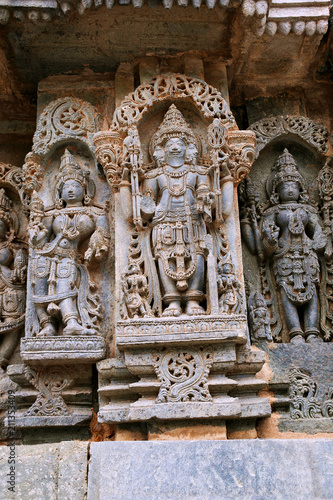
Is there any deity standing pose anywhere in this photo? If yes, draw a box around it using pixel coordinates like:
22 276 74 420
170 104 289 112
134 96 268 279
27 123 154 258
0 189 27 367
29 150 109 337
243 149 326 343
141 106 217 317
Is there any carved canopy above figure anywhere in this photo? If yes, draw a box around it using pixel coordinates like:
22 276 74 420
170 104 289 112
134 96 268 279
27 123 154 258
95 73 256 189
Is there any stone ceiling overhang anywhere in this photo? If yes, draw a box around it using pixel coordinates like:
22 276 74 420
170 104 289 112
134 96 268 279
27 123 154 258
0 0 330 37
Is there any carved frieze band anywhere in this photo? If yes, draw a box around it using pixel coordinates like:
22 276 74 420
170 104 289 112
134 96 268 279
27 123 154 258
21 337 106 362
116 315 248 337
249 116 329 157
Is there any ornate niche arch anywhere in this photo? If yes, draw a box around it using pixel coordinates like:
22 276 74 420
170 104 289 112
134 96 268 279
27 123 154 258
241 115 333 344
249 115 330 158
23 97 102 194
94 73 256 189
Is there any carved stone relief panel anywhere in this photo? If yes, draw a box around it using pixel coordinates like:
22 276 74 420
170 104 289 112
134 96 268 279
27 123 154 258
7 97 112 428
0 164 28 370
260 343 333 434
240 120 332 345
22 146 111 367
94 74 271 425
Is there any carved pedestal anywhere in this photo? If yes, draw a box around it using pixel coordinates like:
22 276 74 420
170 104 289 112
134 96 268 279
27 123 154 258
21 336 106 364
98 315 270 424
7 362 95 428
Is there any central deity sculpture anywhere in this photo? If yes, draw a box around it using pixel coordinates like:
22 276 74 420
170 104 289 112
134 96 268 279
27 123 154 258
122 105 235 318
28 150 109 337
143 106 213 317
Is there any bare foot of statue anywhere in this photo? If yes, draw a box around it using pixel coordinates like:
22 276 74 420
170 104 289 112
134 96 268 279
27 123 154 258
162 301 182 317
290 332 305 344
37 323 56 337
63 319 97 336
185 300 206 316
306 334 323 344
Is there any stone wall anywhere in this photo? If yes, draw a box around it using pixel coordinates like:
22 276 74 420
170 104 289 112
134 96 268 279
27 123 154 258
0 1 332 498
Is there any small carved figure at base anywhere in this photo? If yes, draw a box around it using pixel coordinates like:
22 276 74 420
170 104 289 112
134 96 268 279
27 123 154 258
217 257 243 314
121 263 153 319
249 291 272 342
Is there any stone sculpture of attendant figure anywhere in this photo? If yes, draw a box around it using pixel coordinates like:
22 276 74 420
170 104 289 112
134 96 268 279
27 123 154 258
0 189 27 367
261 149 326 343
29 150 109 337
142 105 216 317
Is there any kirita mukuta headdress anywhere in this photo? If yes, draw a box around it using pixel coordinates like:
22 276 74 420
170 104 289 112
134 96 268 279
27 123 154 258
151 105 199 151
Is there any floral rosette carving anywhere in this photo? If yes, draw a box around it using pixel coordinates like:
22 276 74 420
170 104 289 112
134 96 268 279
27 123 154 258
32 97 102 156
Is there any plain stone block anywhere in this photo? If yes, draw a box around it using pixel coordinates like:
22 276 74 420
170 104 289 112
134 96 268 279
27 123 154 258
88 439 333 500
0 441 89 500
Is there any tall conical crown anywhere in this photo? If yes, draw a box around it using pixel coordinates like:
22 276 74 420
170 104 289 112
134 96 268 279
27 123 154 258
56 149 87 187
151 105 198 151
273 149 303 187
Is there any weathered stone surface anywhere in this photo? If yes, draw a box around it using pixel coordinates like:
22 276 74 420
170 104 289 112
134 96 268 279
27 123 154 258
88 439 333 500
262 343 333 434
0 441 88 500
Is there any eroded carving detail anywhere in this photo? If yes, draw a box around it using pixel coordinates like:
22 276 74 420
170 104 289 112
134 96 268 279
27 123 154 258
289 367 333 419
94 130 124 189
318 158 333 341
24 365 74 417
27 149 109 338
32 97 102 155
248 291 272 341
0 181 27 368
153 347 213 403
22 152 44 196
249 116 329 156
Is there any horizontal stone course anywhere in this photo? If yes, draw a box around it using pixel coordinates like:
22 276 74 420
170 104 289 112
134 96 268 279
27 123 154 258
0 441 88 500
88 439 333 500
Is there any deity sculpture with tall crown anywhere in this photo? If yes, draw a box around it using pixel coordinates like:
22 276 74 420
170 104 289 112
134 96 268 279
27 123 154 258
121 104 236 318
27 149 109 337
241 148 327 343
